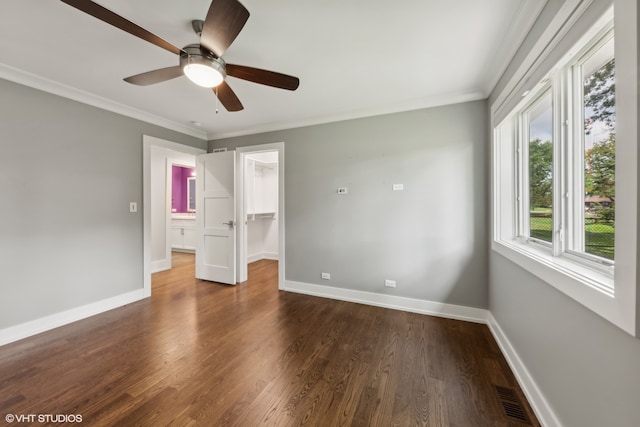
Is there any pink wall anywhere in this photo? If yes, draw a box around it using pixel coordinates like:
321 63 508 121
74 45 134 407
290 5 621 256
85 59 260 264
172 165 195 213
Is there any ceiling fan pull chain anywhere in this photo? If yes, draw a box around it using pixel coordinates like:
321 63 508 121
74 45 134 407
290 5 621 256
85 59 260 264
215 87 219 114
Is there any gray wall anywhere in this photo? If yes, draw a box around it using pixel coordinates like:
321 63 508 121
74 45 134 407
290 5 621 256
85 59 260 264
489 0 640 426
0 78 205 329
211 100 488 309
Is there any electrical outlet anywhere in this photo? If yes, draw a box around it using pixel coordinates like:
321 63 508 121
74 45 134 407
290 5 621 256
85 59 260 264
321 272 331 280
384 279 396 288
337 187 348 195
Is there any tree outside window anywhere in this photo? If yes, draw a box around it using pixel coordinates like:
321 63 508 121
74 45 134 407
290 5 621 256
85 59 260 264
583 57 615 260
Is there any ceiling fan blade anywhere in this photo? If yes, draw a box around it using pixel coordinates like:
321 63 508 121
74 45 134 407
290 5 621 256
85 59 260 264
225 64 300 91
214 81 244 112
124 66 183 86
60 0 182 55
200 0 250 57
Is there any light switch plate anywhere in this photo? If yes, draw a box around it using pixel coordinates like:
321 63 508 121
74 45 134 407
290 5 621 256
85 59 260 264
129 202 137 213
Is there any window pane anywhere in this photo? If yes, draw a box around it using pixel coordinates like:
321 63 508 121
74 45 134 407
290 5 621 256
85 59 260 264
583 40 615 260
528 94 553 242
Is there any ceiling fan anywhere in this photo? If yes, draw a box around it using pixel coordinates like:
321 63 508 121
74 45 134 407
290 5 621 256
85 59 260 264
60 0 300 112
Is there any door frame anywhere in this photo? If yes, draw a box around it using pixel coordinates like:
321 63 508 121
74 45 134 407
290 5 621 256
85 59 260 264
236 142 285 287
143 135 206 297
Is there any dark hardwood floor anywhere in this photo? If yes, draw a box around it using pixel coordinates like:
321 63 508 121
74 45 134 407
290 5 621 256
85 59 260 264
0 252 539 426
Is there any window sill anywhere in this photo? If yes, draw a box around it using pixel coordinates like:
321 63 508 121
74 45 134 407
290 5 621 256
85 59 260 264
493 239 613 294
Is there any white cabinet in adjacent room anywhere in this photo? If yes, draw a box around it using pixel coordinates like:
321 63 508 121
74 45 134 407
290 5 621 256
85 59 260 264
171 216 196 252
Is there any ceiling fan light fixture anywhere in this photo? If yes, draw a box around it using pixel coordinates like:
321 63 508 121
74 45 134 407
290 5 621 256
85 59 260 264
184 61 223 87
180 45 226 88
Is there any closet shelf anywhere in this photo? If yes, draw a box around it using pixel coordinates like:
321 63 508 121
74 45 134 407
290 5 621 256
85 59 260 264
247 212 276 221
254 160 277 170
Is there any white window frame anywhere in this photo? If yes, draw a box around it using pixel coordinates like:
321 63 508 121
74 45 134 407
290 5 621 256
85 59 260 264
492 7 638 336
516 88 554 250
567 31 615 268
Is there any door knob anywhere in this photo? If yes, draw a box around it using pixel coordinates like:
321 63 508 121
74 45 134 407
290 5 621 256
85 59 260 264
223 220 235 228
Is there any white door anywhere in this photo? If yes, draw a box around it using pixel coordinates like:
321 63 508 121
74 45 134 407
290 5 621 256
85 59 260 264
195 151 236 284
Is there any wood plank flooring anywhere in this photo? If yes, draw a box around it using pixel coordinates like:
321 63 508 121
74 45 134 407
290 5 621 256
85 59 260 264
0 252 539 426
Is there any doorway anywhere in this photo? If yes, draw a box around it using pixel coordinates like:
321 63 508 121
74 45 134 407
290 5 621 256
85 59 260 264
144 138 284 295
236 143 285 287
143 135 206 297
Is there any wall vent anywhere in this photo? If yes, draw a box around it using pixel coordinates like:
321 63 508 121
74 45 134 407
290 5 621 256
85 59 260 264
495 385 532 424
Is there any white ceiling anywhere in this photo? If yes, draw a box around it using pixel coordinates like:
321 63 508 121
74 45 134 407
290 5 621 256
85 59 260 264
0 0 543 140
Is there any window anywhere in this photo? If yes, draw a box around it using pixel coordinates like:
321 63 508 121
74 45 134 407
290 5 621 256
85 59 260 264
492 8 637 336
575 38 615 261
508 29 615 272
521 91 554 245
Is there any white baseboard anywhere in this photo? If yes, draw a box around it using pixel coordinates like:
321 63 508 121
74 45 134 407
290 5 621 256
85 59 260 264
282 279 488 323
487 313 561 427
171 248 195 254
247 253 262 263
151 258 171 273
248 252 279 263
263 252 278 261
0 289 146 346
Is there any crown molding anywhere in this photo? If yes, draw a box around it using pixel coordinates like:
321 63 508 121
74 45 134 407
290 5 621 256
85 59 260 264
0 62 208 140
482 0 548 95
207 89 486 140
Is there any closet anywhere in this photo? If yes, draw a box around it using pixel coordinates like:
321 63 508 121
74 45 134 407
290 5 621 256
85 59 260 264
245 151 278 263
